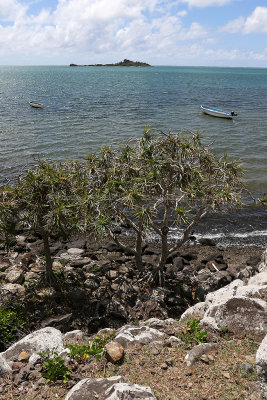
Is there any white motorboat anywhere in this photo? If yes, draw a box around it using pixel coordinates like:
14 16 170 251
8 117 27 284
201 105 237 119
29 101 44 109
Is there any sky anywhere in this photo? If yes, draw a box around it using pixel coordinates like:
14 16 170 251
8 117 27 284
0 0 267 67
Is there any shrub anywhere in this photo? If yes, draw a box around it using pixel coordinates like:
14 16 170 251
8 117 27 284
67 334 114 360
179 319 208 345
86 128 243 284
0 307 26 349
38 349 70 383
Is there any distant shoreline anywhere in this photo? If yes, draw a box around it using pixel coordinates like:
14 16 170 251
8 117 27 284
70 59 151 67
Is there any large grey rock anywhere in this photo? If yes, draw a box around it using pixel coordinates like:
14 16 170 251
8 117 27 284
1 327 64 363
179 302 206 322
115 325 166 348
40 313 72 331
143 318 177 330
0 283 25 306
256 333 267 399
5 268 24 284
67 248 85 256
205 279 244 307
236 284 267 300
202 296 267 339
131 296 168 321
258 249 267 272
104 382 156 399
64 330 85 345
185 343 219 367
248 271 267 287
65 376 124 400
0 354 12 375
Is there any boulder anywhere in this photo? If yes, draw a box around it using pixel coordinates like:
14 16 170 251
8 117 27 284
0 259 11 272
248 271 267 286
1 327 64 363
256 333 267 399
185 343 219 367
115 325 166 348
40 313 72 331
67 248 85 256
64 330 85 345
143 317 177 330
131 297 168 321
105 342 124 363
14 252 35 268
202 296 267 339
258 249 267 272
5 268 24 285
0 354 12 375
65 376 124 400
0 283 25 306
179 302 206 322
205 279 244 307
236 285 267 300
104 382 156 399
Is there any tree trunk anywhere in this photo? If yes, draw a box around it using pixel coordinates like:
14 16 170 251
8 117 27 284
156 203 170 286
135 221 143 271
41 230 60 290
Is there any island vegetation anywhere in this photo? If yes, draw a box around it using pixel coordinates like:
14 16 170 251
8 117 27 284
70 59 151 67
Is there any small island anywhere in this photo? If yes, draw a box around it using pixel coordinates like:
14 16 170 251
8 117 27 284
70 59 151 67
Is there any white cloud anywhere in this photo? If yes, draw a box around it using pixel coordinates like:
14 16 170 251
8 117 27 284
222 6 267 34
177 10 187 17
220 16 244 33
0 0 266 66
243 6 267 34
182 0 231 8
0 0 208 59
0 0 27 21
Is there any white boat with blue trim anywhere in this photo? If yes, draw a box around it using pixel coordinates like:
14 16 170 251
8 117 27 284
201 105 237 119
29 101 44 109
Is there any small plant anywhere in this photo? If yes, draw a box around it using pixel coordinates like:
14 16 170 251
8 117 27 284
38 349 70 383
179 319 208 345
68 334 114 361
0 307 26 349
218 327 229 337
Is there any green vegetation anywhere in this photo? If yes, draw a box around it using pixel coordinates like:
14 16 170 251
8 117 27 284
67 334 113 360
259 193 267 208
0 307 26 349
179 318 208 345
38 349 71 383
38 334 114 384
114 59 150 67
70 59 151 67
0 128 243 288
0 161 89 289
87 128 243 284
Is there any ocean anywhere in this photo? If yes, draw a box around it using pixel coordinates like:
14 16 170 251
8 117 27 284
0 65 266 246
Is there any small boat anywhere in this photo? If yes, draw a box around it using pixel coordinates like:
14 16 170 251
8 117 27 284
201 105 237 119
29 101 44 109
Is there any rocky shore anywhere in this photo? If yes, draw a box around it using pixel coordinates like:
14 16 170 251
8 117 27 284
0 231 267 399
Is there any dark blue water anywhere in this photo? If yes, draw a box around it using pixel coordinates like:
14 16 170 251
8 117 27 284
0 65 266 246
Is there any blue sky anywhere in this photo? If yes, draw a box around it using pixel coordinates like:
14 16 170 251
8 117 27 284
0 0 267 66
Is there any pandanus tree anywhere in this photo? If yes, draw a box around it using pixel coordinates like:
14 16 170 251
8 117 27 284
0 161 88 289
87 128 243 284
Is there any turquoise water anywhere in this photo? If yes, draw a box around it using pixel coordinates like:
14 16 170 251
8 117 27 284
0 65 267 246
0 65 266 194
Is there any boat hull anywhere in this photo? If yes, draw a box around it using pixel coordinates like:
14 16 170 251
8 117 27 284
201 105 233 119
29 102 43 109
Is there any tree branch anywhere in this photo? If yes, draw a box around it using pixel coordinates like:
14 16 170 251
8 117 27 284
169 206 207 255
